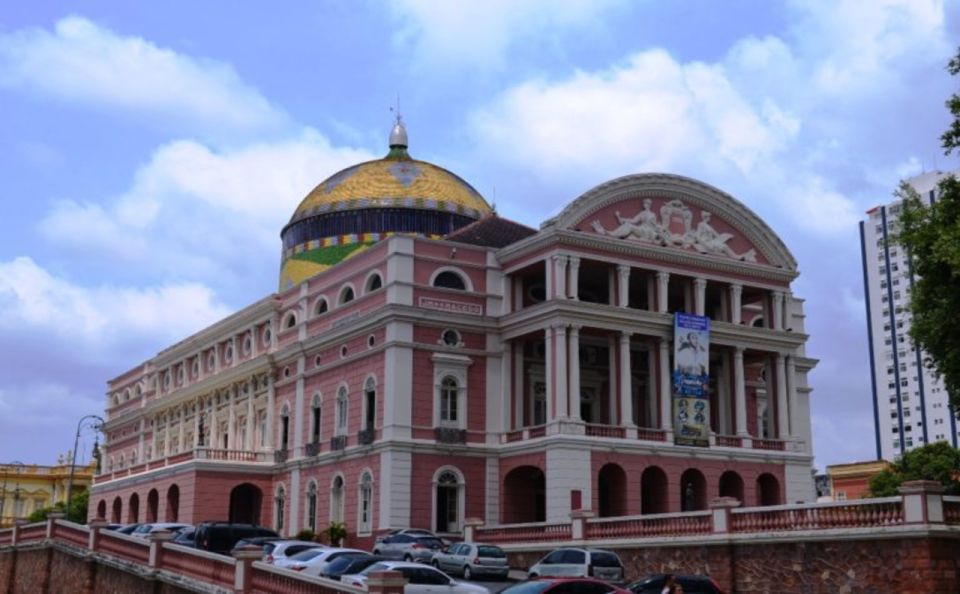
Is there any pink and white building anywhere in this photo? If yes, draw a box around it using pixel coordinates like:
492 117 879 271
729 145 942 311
90 122 817 547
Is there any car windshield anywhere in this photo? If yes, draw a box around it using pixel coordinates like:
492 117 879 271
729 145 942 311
360 562 391 576
500 582 554 594
291 548 325 561
327 555 366 570
590 552 622 567
477 546 505 558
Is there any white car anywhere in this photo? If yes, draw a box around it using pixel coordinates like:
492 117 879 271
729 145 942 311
130 523 192 538
341 561 488 594
528 548 624 583
263 539 327 564
285 547 368 574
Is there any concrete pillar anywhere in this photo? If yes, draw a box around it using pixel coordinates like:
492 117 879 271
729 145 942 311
619 332 634 426
710 497 741 533
694 278 707 316
772 291 784 331
786 356 797 438
553 255 568 300
544 327 554 422
148 530 175 569
555 325 568 419
502 275 512 315
729 284 743 324
569 326 581 421
501 340 513 431
656 271 670 313
617 265 630 308
232 545 264 594
659 338 672 431
734 347 748 437
775 354 788 439
899 480 945 524
568 257 581 300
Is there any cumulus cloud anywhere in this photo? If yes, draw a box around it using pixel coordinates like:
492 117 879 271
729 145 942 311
38 130 376 286
390 0 622 69
0 256 232 353
0 15 287 137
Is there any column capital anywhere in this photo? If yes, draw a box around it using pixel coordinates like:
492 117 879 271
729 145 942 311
568 256 581 267
694 277 708 288
656 270 670 280
617 263 631 276
553 323 568 334
619 330 633 341
551 254 569 264
734 345 745 356
568 324 582 335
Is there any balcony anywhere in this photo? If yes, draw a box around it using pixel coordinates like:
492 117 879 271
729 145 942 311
358 428 374 446
434 427 467 444
273 448 288 463
330 435 347 451
305 441 321 456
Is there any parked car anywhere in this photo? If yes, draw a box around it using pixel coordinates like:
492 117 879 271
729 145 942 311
528 548 624 583
260 539 326 564
114 523 143 535
341 561 488 594
501 578 632 594
321 554 387 581
628 574 725 594
171 526 197 548
99 523 124 531
373 533 446 562
230 535 284 553
431 542 509 580
194 522 279 555
375 528 438 543
286 547 367 574
131 522 192 538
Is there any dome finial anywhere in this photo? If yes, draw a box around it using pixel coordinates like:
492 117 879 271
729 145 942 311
389 94 408 151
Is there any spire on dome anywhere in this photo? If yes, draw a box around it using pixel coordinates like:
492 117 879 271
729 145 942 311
388 96 409 158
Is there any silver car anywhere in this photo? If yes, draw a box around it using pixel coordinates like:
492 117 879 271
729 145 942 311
431 543 509 580
528 548 624 583
373 533 445 562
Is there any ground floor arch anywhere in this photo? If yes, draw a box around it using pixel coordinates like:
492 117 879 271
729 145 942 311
681 468 707 511
166 485 180 522
128 493 140 523
229 483 262 525
757 473 781 506
597 463 627 517
719 470 745 502
502 466 545 523
640 466 668 514
147 489 159 523
111 497 122 523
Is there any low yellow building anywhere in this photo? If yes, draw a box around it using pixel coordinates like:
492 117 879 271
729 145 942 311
0 458 97 527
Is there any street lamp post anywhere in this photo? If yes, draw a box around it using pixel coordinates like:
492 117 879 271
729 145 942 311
66 414 104 519
0 461 25 527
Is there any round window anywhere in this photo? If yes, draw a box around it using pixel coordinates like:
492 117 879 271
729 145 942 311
442 329 460 347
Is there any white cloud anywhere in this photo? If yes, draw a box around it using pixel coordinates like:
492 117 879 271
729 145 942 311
38 130 376 283
0 15 287 136
783 176 860 234
390 0 622 69
0 256 231 352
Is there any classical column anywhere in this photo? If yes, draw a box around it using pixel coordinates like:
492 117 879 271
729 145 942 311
266 377 276 449
501 340 513 431
177 407 185 453
782 291 792 330
659 338 672 431
786 356 798 438
246 387 255 450
151 414 159 459
556 255 569 299
209 399 218 450
617 265 630 308
193 406 201 448
607 269 616 305
619 332 634 426
607 334 618 424
545 256 555 300
694 278 707 316
555 325 568 419
568 257 581 300
228 387 237 450
569 326 582 421
656 271 670 313
775 354 788 439
729 284 743 325
772 292 784 331
734 347 748 436
513 344 523 429
544 326 554 422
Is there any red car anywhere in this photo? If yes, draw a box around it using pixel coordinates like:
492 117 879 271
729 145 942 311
501 577 632 594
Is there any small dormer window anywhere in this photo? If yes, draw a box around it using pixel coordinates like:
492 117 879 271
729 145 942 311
434 271 467 291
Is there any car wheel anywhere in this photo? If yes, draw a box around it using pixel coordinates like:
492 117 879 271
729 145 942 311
463 566 472 580
529 573 538 580
373 549 381 556
404 554 413 562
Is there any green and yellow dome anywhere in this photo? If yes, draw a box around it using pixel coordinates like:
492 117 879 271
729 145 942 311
279 120 492 290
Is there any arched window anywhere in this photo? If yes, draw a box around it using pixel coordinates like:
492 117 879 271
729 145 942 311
314 297 329 316
306 482 318 533
336 387 348 436
310 394 322 444
330 476 344 523
275 485 286 533
433 270 467 291
365 272 383 293
434 470 463 534
284 312 297 329
358 472 373 535
339 285 355 305
280 407 290 450
440 377 459 424
363 377 376 433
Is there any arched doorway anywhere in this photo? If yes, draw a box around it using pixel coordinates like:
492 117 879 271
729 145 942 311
756 473 781 506
502 466 545 523
597 464 627 517
111 497 122 523
640 466 667 514
128 493 140 523
435 470 463 533
147 489 159 523
229 483 262 525
166 485 180 522
718 471 744 503
96 500 106 520
680 469 707 511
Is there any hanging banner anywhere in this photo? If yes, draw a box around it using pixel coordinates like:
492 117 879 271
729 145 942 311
673 312 710 447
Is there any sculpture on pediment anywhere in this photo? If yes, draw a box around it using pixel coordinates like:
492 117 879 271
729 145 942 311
590 198 757 262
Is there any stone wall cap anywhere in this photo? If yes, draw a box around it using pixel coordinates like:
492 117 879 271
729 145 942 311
147 530 176 541
570 510 596 519
710 497 742 509
232 544 265 560
899 480 945 495
46 512 66 519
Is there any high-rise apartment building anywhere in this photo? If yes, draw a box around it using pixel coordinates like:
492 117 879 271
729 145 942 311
860 171 958 461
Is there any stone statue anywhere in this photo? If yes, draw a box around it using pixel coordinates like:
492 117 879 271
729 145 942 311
591 198 663 243
692 211 757 262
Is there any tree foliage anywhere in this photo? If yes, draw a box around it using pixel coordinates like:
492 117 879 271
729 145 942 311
868 441 960 497
895 47 960 413
21 489 89 525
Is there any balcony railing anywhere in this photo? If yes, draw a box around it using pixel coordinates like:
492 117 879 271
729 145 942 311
751 438 786 451
305 441 321 456
358 428 375 445
330 435 347 451
715 435 743 448
273 449 288 464
434 427 467 444
585 424 626 438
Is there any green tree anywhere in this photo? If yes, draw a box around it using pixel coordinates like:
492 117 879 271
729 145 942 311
867 441 960 497
896 48 960 412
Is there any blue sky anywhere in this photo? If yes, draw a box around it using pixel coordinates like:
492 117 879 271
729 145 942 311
0 1 957 469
